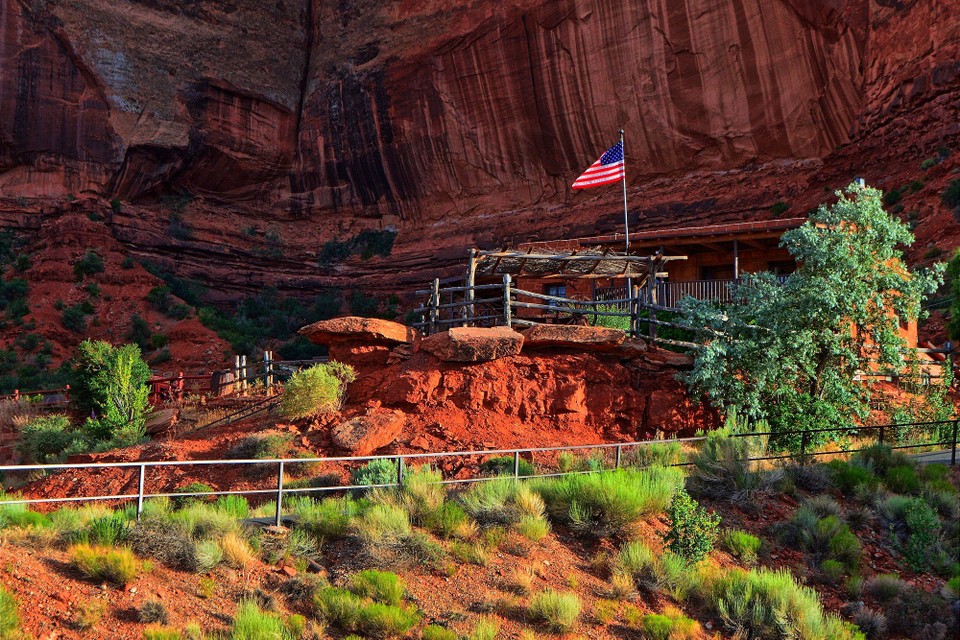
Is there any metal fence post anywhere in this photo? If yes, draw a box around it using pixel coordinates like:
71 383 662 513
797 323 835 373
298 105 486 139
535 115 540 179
513 451 521 478
615 445 623 469
136 464 146 521
952 419 958 466
275 461 285 527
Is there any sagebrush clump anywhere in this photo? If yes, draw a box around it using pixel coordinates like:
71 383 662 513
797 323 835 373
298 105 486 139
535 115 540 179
279 362 356 419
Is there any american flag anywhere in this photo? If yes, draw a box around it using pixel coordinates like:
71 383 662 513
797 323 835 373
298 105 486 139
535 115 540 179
572 141 625 189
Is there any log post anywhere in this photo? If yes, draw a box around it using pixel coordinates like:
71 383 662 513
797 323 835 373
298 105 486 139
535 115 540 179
503 274 512 328
429 278 440 335
466 248 477 326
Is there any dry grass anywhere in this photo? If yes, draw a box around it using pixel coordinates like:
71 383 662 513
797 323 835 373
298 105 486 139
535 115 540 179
219 532 256 569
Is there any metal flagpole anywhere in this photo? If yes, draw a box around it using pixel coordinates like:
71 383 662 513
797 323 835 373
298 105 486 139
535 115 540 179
620 129 632 296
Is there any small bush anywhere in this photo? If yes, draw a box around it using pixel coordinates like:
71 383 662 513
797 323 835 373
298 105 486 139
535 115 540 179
349 570 405 606
422 625 457 640
863 574 908 603
295 495 359 542
710 568 861 640
356 602 420 637
827 460 876 493
279 363 355 419
921 157 937 170
351 503 412 563
351 459 401 489
771 201 790 217
852 606 887 640
86 513 131 546
722 529 761 565
820 559 845 583
194 539 223 572
16 414 83 464
467 616 499 640
139 600 169 624
69 544 141 586
640 606 699 640
663 488 720 563
528 589 581 632
480 455 534 477
942 179 960 212
61 305 88 332
422 500 469 539
0 585 21 638
220 532 256 569
532 466 683 537
230 601 292 640
315 587 364 630
73 249 105 279
689 430 773 504
516 514 550 541
885 465 920 494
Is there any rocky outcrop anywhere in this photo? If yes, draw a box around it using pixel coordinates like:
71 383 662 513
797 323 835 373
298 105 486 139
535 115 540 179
331 407 406 456
420 327 524 363
299 317 418 346
521 325 626 350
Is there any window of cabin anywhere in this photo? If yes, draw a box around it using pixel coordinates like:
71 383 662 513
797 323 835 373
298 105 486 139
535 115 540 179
544 284 567 306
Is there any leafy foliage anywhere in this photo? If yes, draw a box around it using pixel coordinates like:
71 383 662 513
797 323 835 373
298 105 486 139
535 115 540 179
680 183 944 450
662 488 720 563
72 340 151 443
279 362 356 419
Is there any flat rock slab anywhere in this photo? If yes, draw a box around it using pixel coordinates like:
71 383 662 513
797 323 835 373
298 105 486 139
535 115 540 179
521 325 626 350
421 326 524 362
299 316 418 346
332 410 406 456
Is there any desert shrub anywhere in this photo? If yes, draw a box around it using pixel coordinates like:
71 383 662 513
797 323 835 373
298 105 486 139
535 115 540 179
351 459 402 489
349 570 405 606
294 495 359 542
139 600 169 624
827 528 862 571
722 529 761 565
69 544 141 586
459 478 525 525
128 515 198 571
688 430 773 504
885 465 920 494
852 444 910 477
230 601 292 640
467 616 499 640
351 503 412 562
279 363 355 419
356 602 420 637
662 488 720 563
886 586 956 640
942 179 960 213
851 606 887 640
422 500 469 539
863 574 908 603
0 585 21 638
480 455 534 477
73 249 104 279
640 606 699 640
171 502 239 540
86 513 131 546
516 514 550 541
878 495 944 571
229 433 293 460
777 508 861 571
16 414 85 464
220 532 256 569
315 587 364 630
422 625 457 640
214 495 249 519
709 567 863 640
532 466 683 537
629 441 685 468
143 626 182 640
398 466 445 524
194 539 223 572
612 542 697 600
820 559 845 583
61 305 88 332
827 460 876 493
803 495 843 519
173 482 215 507
451 541 488 566
528 590 581 632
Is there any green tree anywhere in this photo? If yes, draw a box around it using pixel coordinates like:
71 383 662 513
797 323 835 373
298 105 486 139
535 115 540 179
946 249 960 340
73 340 151 442
679 182 944 450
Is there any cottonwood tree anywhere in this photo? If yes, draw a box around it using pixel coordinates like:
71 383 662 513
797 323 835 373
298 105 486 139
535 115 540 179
679 182 945 450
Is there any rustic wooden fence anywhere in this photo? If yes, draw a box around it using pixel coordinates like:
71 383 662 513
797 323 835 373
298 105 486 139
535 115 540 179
412 275 701 349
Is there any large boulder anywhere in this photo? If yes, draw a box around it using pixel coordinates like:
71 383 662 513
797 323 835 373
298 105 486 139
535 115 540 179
521 325 626 350
331 409 406 456
298 317 418 346
420 327 524 363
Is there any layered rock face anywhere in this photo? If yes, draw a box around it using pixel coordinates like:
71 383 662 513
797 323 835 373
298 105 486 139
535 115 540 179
0 0 957 298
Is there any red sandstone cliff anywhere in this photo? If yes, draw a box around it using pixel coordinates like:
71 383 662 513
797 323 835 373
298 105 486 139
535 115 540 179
0 0 957 299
